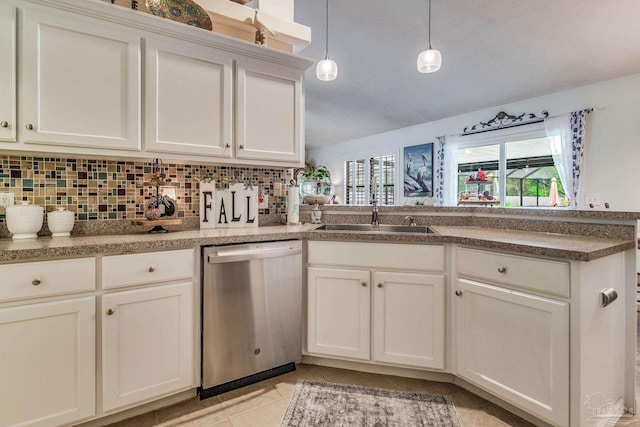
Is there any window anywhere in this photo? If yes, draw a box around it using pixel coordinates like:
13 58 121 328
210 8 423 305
344 155 395 205
456 131 563 207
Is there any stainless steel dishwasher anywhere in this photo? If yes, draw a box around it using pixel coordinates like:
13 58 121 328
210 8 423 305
200 240 302 399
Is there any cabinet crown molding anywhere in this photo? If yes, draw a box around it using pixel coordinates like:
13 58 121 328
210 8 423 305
21 0 315 70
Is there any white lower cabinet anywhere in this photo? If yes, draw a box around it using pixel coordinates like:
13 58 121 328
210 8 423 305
373 271 444 369
307 267 371 360
102 281 194 412
455 278 569 426
0 297 96 427
306 241 445 370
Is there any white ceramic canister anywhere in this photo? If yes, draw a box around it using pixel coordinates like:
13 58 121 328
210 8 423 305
5 201 44 239
47 207 75 237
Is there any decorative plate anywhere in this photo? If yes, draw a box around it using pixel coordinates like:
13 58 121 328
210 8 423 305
146 0 213 31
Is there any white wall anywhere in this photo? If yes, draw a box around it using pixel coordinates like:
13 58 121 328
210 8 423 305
308 73 640 211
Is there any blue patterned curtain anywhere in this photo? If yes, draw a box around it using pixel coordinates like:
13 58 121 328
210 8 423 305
569 110 588 207
544 110 589 208
434 136 446 206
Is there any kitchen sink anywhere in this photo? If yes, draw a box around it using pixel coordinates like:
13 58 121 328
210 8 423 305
313 224 438 234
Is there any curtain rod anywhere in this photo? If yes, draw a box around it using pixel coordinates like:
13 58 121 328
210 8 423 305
460 108 595 137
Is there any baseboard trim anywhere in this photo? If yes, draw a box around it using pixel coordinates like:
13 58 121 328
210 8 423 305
75 389 196 427
301 355 453 383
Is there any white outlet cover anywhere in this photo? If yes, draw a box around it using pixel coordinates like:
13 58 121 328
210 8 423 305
0 192 15 209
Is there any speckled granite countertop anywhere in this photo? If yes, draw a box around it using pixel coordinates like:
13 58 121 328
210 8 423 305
0 223 634 263
306 225 634 261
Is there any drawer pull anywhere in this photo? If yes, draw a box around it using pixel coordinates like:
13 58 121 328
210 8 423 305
31 279 41 286
25 123 34 130
106 308 115 316
0 121 8 128
377 283 383 288
455 290 462 296
361 282 367 287
497 266 507 273
148 266 155 273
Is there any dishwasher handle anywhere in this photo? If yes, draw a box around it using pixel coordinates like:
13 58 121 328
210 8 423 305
208 246 301 264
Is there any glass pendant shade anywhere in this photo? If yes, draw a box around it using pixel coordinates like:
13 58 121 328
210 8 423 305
316 57 338 81
417 47 442 73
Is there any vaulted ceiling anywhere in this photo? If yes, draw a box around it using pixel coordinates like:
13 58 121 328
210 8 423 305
294 0 640 149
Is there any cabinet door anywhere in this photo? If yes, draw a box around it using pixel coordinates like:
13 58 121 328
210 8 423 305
373 271 444 369
455 278 569 426
307 267 370 360
19 7 140 150
102 282 193 412
145 37 232 158
0 3 16 142
235 58 302 164
0 297 95 427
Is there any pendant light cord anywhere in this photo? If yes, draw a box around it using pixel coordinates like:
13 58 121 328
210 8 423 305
428 0 432 49
325 0 330 59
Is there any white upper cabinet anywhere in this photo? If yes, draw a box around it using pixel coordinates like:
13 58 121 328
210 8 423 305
145 37 232 158
0 0 312 165
235 58 303 164
19 6 141 151
0 3 16 142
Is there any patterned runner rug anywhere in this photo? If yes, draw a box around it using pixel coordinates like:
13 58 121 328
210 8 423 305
281 379 461 426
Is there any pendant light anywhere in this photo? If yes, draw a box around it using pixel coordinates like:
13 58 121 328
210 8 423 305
417 0 442 73
316 0 337 81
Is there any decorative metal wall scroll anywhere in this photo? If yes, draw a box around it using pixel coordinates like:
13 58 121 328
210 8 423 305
462 110 549 135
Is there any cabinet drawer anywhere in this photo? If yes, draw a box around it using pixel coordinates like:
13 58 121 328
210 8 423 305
0 258 96 302
102 249 194 289
456 247 570 297
308 241 444 272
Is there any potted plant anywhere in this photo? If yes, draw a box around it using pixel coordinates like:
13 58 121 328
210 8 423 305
298 162 333 204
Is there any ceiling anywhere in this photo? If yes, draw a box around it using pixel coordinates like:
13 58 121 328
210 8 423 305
293 0 640 149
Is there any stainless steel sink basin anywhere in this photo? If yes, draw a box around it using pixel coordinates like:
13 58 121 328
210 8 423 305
314 224 438 234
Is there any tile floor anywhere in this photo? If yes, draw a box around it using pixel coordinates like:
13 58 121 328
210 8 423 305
107 364 536 427
107 315 640 427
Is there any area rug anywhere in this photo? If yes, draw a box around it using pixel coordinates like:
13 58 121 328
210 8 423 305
280 379 461 427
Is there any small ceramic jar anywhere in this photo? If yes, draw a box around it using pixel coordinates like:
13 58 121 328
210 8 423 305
47 207 75 237
6 201 44 239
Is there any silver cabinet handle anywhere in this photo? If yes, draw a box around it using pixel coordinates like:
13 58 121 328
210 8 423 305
497 266 507 273
455 290 462 296
106 308 115 316
600 288 618 307
361 282 367 287
377 283 383 288
25 123 34 130
148 266 155 273
0 121 8 128
31 279 41 286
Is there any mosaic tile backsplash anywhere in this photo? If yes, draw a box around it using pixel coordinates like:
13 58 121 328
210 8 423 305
0 155 293 222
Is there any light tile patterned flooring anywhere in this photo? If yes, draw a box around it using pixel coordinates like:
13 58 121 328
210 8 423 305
107 364 537 427
107 315 640 427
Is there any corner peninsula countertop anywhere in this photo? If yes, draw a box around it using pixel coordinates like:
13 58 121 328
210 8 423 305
0 223 634 263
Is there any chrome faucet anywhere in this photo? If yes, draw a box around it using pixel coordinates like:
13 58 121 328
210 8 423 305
405 215 417 227
371 193 379 227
